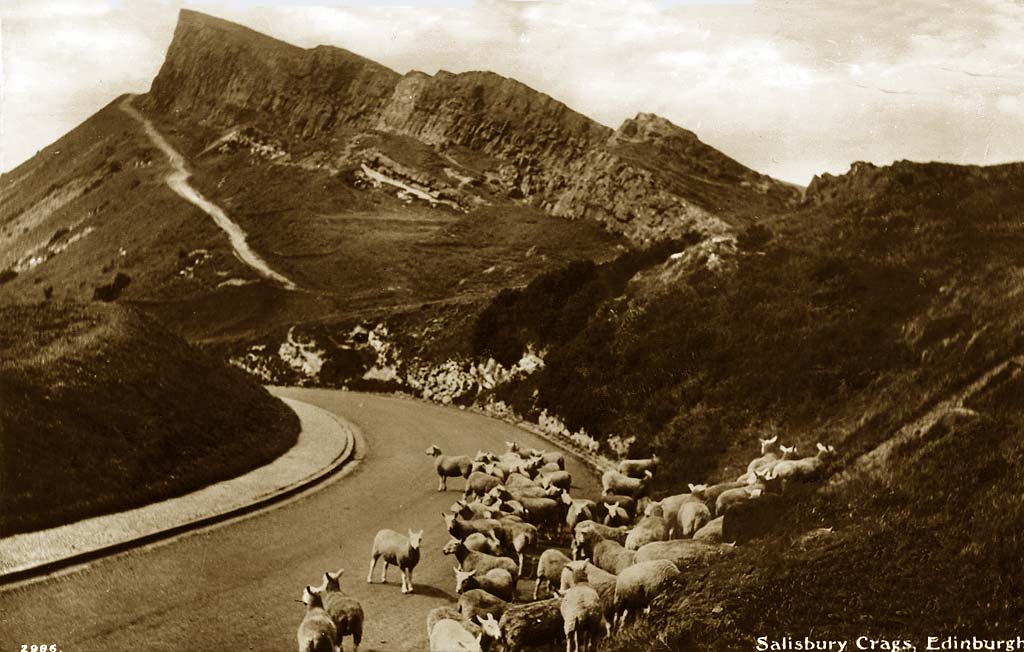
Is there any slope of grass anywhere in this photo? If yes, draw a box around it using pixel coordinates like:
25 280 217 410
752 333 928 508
0 302 299 536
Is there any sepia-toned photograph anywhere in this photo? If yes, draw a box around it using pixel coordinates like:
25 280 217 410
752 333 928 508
1 1 1022 650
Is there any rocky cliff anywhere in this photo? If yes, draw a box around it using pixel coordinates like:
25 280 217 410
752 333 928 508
143 9 799 243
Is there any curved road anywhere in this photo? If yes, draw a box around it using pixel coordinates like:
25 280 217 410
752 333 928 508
0 390 600 651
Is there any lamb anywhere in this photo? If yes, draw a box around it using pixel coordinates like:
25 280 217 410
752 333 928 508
540 451 566 469
464 471 504 499
571 521 628 557
367 528 423 594
737 443 797 483
459 588 511 622
297 587 337 652
307 570 363 652
617 455 660 478
496 598 564 652
744 435 780 475
600 494 637 521
559 583 608 652
443 537 520 585
692 516 724 543
452 498 495 520
715 486 764 517
612 560 681 630
692 480 748 511
426 445 473 491
454 567 517 602
675 500 712 538
770 443 837 481
601 470 652 498
534 548 573 600
625 504 670 551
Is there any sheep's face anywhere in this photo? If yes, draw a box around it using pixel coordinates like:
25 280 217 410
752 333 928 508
442 538 461 555
442 512 456 530
780 445 798 459
816 443 837 457
478 613 502 640
506 441 519 452
454 568 475 592
425 445 440 457
759 435 779 454
408 529 424 549
644 502 664 518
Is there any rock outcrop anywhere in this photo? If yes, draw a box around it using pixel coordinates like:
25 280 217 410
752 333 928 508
144 9 800 243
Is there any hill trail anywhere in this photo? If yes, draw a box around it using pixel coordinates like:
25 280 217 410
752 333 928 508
119 96 298 290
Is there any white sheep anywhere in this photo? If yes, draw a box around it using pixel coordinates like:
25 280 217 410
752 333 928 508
571 521 628 558
612 559 681 630
617 455 660 478
540 470 572 491
427 445 473 491
454 567 517 602
601 502 631 528
574 523 636 575
625 504 670 550
452 498 495 520
633 539 731 568
564 497 598 532
297 587 337 652
559 560 617 612
443 537 520 585
653 492 703 525
458 531 505 556
444 513 503 541
675 500 712 538
771 443 837 481
495 516 538 573
737 443 797 483
692 516 724 543
464 471 504 499
559 583 607 652
306 570 363 652
367 528 423 593
601 470 652 498
534 548 573 600
427 610 501 652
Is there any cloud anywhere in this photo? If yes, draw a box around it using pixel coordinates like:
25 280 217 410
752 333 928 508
3 0 1022 183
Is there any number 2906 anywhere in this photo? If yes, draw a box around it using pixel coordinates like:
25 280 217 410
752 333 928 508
22 645 59 652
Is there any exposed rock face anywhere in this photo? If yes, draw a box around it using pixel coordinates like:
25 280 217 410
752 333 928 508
144 9 800 242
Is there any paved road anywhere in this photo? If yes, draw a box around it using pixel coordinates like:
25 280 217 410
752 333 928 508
0 390 600 651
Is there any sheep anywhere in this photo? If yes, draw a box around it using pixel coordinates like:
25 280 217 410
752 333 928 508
454 567 517 602
534 548 573 600
367 528 423 594
464 471 504 499
518 496 562 530
692 516 724 543
496 598 564 652
625 504 670 551
452 498 495 520
770 443 837 481
559 560 617 609
559 583 607 652
459 589 511 622
633 539 731 568
495 517 539 572
692 480 748 511
564 497 597 532
737 443 797 483
538 461 564 476
308 570 363 652
540 470 572 491
601 502 631 528
508 484 560 500
653 492 704 525
675 500 712 538
504 473 538 489
601 470 652 498
600 494 637 521
715 486 764 517
612 560 680 630
617 455 660 478
574 523 636 574
426 445 473 491
744 435 780 475
458 531 505 556
427 610 502 652
443 537 520 585
297 587 337 652
475 450 498 463
570 521 628 558
444 513 503 541
540 451 566 469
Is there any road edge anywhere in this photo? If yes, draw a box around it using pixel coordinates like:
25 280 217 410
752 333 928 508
0 395 362 586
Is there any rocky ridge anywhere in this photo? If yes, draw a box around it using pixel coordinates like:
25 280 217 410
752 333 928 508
142 9 799 243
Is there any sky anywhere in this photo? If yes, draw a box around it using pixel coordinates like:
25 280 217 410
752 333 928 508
2 0 1022 184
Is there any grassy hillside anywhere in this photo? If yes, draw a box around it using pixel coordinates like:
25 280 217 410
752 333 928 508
464 161 1024 641
0 302 299 536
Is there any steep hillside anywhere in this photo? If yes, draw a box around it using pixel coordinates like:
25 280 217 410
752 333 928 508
0 303 299 536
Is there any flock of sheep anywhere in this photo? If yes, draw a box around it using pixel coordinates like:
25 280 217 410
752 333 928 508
296 434 837 652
